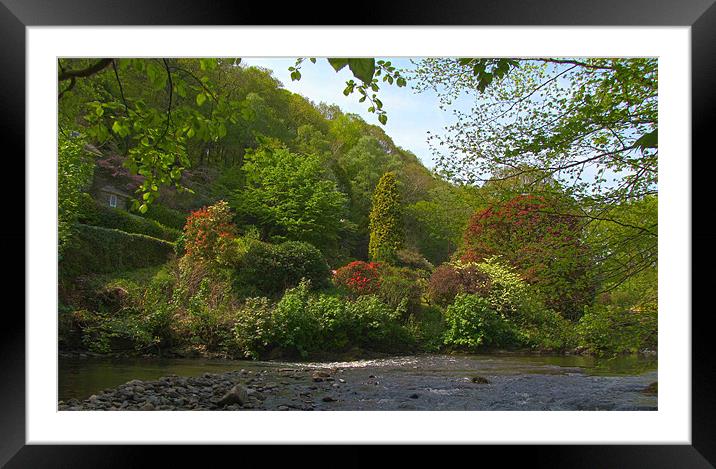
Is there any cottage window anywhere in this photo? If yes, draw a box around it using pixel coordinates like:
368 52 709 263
109 194 117 208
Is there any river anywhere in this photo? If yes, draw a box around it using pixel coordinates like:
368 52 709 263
59 353 657 411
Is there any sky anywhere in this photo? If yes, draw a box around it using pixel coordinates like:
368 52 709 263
239 58 455 169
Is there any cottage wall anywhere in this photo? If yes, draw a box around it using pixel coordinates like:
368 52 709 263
97 191 129 209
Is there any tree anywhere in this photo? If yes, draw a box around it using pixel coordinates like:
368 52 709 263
368 172 404 261
290 58 408 125
58 133 94 254
57 57 403 213
413 58 657 205
405 184 480 264
59 58 243 211
412 57 657 288
461 194 595 320
232 146 349 255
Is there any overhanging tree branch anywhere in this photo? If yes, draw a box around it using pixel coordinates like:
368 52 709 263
58 58 113 82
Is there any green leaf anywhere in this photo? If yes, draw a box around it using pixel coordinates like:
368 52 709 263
327 58 350 72
378 114 387 125
196 93 207 107
634 129 658 151
348 58 376 85
139 203 148 214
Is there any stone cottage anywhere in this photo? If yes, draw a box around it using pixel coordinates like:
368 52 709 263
95 185 131 209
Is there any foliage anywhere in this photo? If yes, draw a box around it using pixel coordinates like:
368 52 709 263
232 281 412 359
233 146 349 255
231 239 330 296
512 301 578 351
461 194 595 319
333 261 382 297
291 58 408 124
269 280 323 357
405 305 446 352
138 203 188 230
58 133 94 254
413 57 657 294
179 277 236 352
586 195 657 293
61 58 243 207
368 172 404 261
59 224 174 278
232 297 274 359
404 184 480 264
392 248 434 274
69 267 177 353
182 201 237 264
577 303 657 356
577 268 657 355
376 265 425 315
339 136 400 242
345 295 412 351
427 263 491 307
78 195 181 241
443 294 517 350
413 58 657 205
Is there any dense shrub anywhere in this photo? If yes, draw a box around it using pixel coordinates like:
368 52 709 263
269 281 323 357
461 194 596 320
393 248 434 273
231 281 412 359
183 201 237 264
406 305 445 352
78 196 181 241
443 294 517 349
138 203 188 230
577 303 657 355
232 239 330 296
513 302 578 351
232 146 349 254
428 258 530 307
60 224 174 278
69 267 177 353
333 261 382 297
427 263 490 307
345 295 413 351
369 172 405 261
377 266 424 314
232 297 274 359
177 277 237 352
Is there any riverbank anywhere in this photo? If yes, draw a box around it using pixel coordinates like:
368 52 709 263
58 354 658 411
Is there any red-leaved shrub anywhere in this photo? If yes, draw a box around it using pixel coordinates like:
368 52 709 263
427 263 491 306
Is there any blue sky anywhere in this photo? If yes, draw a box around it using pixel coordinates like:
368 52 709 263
240 58 452 168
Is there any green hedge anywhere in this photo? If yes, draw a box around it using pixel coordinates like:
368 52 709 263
138 204 188 231
60 224 175 277
78 196 181 241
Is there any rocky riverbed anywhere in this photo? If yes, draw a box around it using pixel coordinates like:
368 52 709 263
58 355 658 411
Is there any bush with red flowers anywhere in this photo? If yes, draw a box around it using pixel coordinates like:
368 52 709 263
182 201 237 265
333 261 382 297
460 194 595 320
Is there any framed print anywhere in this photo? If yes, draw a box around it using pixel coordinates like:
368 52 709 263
2 0 714 465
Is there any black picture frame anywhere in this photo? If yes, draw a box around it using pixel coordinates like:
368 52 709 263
2 0 713 466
